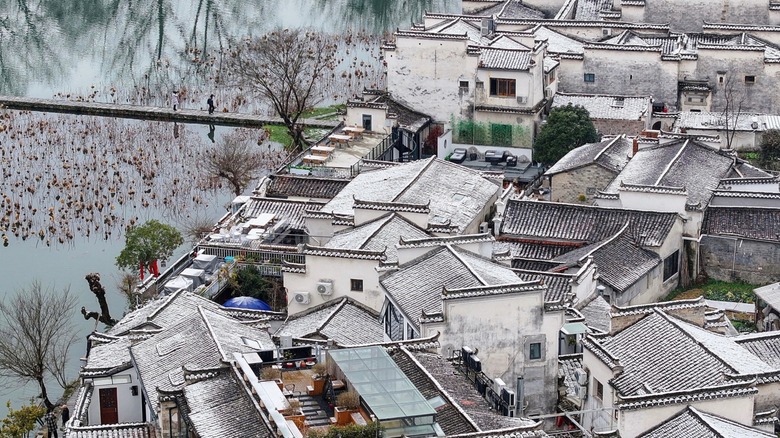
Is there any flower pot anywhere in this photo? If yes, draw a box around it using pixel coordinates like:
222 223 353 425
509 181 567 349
285 411 306 430
335 407 357 426
310 377 326 396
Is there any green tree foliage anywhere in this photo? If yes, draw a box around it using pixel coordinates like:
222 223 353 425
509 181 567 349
533 104 599 165
307 421 382 438
232 265 271 301
759 129 780 170
115 220 183 274
0 401 46 438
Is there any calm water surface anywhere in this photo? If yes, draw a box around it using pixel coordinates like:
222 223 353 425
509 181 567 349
0 0 460 414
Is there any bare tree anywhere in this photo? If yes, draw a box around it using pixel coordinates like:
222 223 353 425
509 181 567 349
225 28 338 150
0 282 78 411
719 75 746 150
80 273 118 327
206 132 268 195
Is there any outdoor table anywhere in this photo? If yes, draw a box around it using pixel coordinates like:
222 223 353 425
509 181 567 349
342 126 365 138
302 154 328 165
311 145 335 157
328 134 351 146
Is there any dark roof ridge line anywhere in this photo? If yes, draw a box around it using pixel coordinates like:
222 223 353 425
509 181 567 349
446 244 488 286
577 222 630 264
317 297 349 334
198 306 228 362
654 139 689 186
391 157 437 203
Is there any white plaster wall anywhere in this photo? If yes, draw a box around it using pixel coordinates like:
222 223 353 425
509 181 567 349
475 69 535 108
582 348 617 432
618 191 688 215
429 292 565 413
385 37 477 122
305 217 335 246
284 256 383 314
755 381 780 412
345 106 391 135
86 368 144 425
620 396 755 437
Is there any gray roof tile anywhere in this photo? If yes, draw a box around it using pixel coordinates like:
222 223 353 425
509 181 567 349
184 370 273 438
131 307 273 412
552 228 660 292
735 331 780 369
552 94 650 121
241 197 327 230
500 200 678 247
265 175 350 200
82 336 133 376
605 140 734 210
639 406 775 438
381 246 523 325
275 298 384 346
323 158 499 233
325 213 431 263
702 206 780 242
479 48 532 70
545 136 632 175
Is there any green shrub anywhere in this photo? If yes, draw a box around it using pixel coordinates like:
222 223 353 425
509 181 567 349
308 421 382 438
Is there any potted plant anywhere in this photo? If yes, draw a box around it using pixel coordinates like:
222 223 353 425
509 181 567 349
260 366 284 389
334 390 360 426
283 398 306 430
309 362 328 396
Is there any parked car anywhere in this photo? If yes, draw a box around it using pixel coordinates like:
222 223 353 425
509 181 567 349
450 148 467 163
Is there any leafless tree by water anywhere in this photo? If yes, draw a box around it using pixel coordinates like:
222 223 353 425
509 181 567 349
0 282 78 412
224 28 338 151
206 130 285 196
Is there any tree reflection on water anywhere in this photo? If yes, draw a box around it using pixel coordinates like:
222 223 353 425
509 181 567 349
0 0 458 97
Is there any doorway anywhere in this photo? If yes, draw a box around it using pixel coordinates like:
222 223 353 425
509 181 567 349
99 387 119 424
362 114 372 131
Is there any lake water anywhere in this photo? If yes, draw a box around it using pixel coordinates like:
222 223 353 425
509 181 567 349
0 0 460 415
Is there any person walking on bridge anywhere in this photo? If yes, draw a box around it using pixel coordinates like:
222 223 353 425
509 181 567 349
172 91 179 111
207 94 215 114
44 409 58 438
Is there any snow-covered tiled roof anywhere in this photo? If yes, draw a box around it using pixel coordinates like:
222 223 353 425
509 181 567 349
241 197 326 231
131 307 273 412
184 369 273 438
500 200 678 247
322 158 500 233
605 139 734 210
274 297 384 346
545 136 632 175
381 245 525 327
533 26 585 56
639 406 775 437
82 336 133 377
479 47 533 70
587 309 768 401
576 295 612 333
325 213 430 263
736 329 780 369
552 93 650 120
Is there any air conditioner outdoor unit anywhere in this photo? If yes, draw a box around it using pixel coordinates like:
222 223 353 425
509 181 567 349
317 280 334 295
516 96 527 104
293 292 311 305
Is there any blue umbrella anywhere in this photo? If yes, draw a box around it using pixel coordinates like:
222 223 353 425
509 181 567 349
223 296 272 311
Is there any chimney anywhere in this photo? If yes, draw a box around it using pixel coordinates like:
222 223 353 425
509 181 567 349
632 138 639 156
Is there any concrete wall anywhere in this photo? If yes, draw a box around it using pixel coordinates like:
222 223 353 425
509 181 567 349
700 235 780 284
423 291 565 414
284 256 384 314
640 0 771 32
385 36 477 123
557 49 679 106
549 164 618 204
86 368 144 425
345 106 393 135
594 119 646 137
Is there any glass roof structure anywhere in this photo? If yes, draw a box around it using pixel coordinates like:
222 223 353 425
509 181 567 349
328 346 436 421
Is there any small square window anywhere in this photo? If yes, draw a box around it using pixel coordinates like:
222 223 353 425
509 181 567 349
594 378 604 400
584 73 595 83
745 75 756 84
459 80 469 89
529 342 542 360
350 279 363 292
